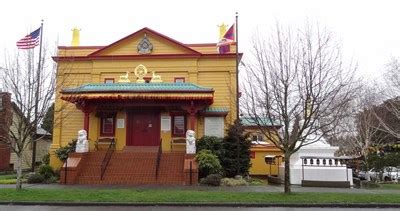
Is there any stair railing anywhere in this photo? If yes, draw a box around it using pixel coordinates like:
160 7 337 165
156 138 162 180
100 138 116 180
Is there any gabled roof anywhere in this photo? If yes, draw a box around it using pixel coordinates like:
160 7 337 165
88 27 201 56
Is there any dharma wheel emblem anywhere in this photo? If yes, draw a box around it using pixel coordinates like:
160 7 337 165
137 33 153 54
134 64 148 83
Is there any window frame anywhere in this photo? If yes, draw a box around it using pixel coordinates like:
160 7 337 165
174 77 185 83
100 116 116 136
171 114 186 137
104 78 114 84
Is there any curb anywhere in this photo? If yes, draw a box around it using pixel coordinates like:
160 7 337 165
1 202 400 208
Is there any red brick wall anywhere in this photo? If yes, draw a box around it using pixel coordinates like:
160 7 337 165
0 93 12 171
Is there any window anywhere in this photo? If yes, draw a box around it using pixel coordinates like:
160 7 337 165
101 117 115 136
204 117 224 137
0 97 2 111
104 78 114 84
252 133 264 143
172 115 186 137
174 77 185 83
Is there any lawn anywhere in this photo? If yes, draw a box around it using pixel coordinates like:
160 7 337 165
0 174 27 184
380 183 400 190
0 188 400 204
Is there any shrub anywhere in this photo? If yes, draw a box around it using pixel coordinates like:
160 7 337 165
220 120 252 177
221 177 249 186
42 153 50 165
55 139 77 162
46 176 59 184
196 149 222 178
27 173 45 184
196 136 223 157
38 164 54 179
199 173 222 186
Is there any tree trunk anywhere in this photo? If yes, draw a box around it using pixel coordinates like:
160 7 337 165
284 153 291 193
16 154 22 190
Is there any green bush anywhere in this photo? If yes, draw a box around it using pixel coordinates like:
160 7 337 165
221 177 249 186
196 136 223 157
55 139 77 162
42 153 50 165
38 165 54 179
196 149 222 178
199 173 222 186
27 173 45 184
46 176 59 184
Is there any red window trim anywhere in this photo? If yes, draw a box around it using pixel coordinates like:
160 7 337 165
174 77 185 83
171 114 186 137
100 116 115 136
104 78 114 83
250 151 255 159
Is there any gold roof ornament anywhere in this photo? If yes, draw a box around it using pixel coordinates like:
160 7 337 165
71 27 81 46
118 71 130 83
150 71 162 83
134 64 148 83
218 23 228 40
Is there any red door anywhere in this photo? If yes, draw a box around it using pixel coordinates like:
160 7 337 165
126 111 160 146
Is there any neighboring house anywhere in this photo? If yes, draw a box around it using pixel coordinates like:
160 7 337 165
0 91 52 171
241 117 283 176
50 27 240 185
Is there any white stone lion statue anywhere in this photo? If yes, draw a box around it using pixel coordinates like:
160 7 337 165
75 129 89 153
186 130 196 154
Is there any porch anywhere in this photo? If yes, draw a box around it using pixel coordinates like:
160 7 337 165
60 146 198 185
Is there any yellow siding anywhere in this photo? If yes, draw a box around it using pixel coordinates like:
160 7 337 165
58 48 99 56
99 32 193 56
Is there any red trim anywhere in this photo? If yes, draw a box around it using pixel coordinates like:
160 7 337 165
104 78 114 83
100 116 116 136
58 46 104 49
88 27 201 56
171 113 186 137
250 151 256 159
174 77 185 83
186 42 237 47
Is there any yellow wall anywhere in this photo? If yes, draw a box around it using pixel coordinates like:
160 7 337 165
50 29 238 169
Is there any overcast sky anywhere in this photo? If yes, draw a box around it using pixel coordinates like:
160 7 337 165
1 0 400 82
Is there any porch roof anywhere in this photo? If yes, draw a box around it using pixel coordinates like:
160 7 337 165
61 82 213 94
60 82 214 104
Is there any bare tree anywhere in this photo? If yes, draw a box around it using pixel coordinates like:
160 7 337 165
375 58 400 139
0 46 56 190
241 23 357 193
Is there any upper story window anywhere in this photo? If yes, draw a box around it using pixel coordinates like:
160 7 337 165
104 78 114 84
174 77 185 83
0 97 3 111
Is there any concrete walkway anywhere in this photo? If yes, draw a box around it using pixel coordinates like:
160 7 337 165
1 183 400 194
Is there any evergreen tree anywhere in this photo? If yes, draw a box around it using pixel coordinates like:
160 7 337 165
41 103 54 133
220 120 252 177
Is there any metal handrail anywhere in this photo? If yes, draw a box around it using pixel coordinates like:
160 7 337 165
156 138 162 180
100 139 115 180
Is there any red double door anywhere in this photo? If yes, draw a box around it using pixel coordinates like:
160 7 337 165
126 111 160 146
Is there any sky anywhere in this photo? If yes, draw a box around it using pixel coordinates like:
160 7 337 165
1 0 400 83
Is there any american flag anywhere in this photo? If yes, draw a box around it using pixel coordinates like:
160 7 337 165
16 27 41 49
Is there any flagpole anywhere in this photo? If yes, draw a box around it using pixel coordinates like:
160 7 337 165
31 19 44 172
235 12 239 121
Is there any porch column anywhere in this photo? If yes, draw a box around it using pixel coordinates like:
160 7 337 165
83 112 90 137
189 111 196 130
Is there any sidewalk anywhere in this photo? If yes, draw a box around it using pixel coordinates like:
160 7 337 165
1 183 400 194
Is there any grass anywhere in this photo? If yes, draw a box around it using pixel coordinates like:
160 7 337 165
0 174 16 180
0 174 28 184
380 183 400 190
0 188 400 203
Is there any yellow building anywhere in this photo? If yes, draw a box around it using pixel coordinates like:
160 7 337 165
50 27 239 185
241 118 283 176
